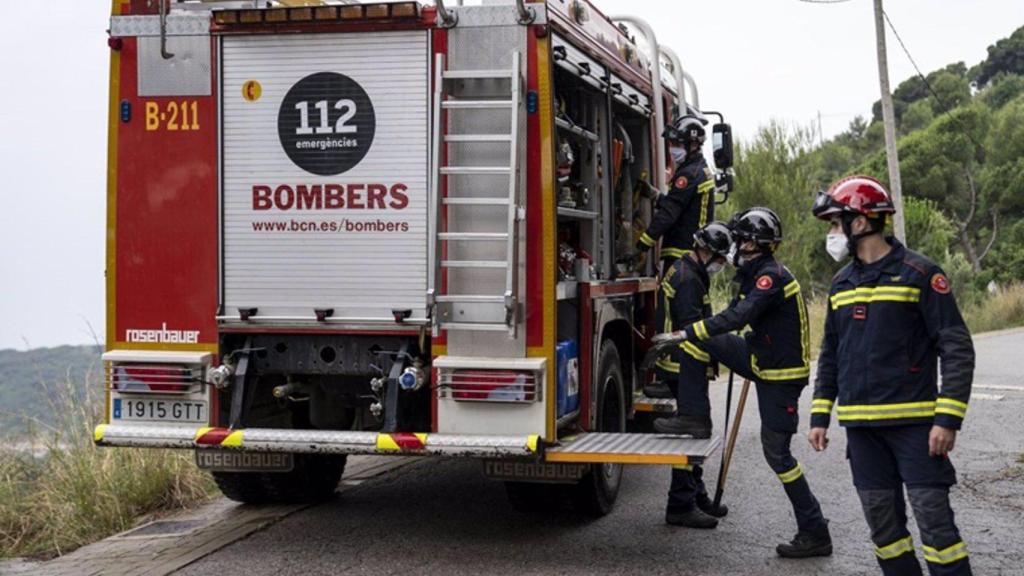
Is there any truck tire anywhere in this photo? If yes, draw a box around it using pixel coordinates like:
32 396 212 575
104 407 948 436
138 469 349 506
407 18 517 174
570 340 626 516
212 454 346 504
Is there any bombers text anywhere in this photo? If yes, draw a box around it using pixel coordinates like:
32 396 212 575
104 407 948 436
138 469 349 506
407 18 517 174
253 183 409 211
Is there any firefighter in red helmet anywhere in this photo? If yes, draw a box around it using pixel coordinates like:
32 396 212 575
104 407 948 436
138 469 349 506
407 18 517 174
810 175 975 576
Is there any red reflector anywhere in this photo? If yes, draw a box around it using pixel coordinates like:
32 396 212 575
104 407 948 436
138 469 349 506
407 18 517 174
117 365 189 393
450 370 536 402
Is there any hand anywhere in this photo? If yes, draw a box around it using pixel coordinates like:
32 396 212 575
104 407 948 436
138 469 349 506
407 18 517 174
808 427 829 452
929 426 957 457
640 332 686 372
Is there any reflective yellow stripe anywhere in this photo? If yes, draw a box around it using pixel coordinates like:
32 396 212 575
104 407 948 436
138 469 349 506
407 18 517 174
661 281 676 298
830 286 921 310
681 341 711 363
376 434 400 451
784 280 800 299
936 398 968 410
923 541 969 565
811 399 834 415
639 232 656 247
795 285 811 371
698 183 711 227
777 462 803 484
222 430 244 448
527 435 539 453
661 248 693 259
663 290 673 333
935 396 967 418
195 427 215 441
657 357 680 374
875 535 915 560
837 401 936 421
672 464 695 471
697 179 716 194
693 320 710 341
750 355 811 381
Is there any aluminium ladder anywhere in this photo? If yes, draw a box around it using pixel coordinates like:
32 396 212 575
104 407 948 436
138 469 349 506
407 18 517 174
428 53 524 338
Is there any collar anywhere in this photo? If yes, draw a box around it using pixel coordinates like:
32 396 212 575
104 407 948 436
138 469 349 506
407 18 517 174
854 237 905 275
683 253 711 286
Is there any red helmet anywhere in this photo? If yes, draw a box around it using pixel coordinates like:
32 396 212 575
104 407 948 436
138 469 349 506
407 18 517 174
812 175 896 220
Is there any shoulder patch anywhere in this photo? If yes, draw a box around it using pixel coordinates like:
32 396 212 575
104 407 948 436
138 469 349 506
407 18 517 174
675 176 689 189
931 273 951 294
756 275 774 290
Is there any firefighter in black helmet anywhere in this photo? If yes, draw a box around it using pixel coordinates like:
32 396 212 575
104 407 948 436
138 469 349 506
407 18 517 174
654 222 732 528
635 106 716 269
647 207 832 558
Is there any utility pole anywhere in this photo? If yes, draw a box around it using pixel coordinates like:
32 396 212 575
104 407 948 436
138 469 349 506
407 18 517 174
873 0 906 242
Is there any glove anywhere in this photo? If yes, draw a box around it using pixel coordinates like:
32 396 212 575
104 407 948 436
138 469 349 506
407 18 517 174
640 331 688 373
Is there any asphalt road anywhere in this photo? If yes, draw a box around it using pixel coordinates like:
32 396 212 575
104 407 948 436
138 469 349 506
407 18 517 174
178 330 1024 576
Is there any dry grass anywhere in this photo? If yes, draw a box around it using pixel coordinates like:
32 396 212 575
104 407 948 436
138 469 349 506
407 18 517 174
961 283 1024 335
0 363 214 559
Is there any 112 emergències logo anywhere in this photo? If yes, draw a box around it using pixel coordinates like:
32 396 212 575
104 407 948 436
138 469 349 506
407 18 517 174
277 72 376 176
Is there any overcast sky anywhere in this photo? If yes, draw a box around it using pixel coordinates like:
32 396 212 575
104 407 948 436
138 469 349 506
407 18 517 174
0 1 1021 350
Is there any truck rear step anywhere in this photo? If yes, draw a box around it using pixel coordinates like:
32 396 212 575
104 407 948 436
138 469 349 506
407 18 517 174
633 392 677 414
545 433 720 466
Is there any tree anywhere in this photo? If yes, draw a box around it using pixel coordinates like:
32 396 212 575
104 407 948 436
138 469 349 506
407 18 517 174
902 100 934 134
970 25 1024 87
979 73 1024 110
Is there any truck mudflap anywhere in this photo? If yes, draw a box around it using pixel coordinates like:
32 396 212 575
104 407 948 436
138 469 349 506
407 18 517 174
93 425 541 459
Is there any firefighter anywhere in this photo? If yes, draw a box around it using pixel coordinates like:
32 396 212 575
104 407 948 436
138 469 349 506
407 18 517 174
809 176 975 576
656 222 732 528
634 106 716 270
647 207 832 558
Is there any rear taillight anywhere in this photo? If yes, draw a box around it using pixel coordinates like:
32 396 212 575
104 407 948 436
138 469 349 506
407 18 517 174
109 364 201 395
448 370 537 403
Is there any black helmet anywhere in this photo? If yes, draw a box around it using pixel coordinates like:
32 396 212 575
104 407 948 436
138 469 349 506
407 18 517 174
663 105 708 145
730 207 783 246
694 221 732 259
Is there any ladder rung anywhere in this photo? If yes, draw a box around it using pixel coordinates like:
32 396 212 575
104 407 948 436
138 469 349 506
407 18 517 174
440 323 510 332
435 295 506 304
441 166 511 175
442 197 509 206
442 100 514 110
443 69 514 80
438 232 509 241
441 260 508 269
445 134 512 143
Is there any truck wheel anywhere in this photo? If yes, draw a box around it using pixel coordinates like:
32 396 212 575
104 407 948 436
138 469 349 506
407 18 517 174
570 340 626 516
212 454 346 504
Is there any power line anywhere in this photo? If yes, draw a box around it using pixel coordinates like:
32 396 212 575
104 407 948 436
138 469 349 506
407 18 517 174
798 0 854 4
882 10 987 153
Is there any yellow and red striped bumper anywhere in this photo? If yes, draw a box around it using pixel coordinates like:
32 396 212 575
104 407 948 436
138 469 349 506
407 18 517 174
94 424 542 458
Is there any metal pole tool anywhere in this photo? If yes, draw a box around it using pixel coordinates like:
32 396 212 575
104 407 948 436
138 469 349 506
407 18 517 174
712 375 750 511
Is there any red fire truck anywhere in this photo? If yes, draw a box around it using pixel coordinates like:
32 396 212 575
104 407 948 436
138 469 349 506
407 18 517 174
97 0 735 514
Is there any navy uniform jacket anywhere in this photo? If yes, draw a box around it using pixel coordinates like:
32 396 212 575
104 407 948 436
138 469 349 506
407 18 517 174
683 255 812 385
656 255 713 373
638 153 716 260
811 240 975 430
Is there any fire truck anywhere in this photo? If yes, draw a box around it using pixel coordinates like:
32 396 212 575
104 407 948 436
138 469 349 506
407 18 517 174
97 0 736 514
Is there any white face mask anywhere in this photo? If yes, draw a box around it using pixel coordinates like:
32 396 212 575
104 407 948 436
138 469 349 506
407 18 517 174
670 147 687 166
706 261 725 275
826 233 850 262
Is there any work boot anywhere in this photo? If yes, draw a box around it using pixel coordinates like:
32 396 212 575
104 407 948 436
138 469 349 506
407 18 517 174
653 415 712 438
696 494 729 518
665 508 719 529
775 528 833 558
643 381 673 399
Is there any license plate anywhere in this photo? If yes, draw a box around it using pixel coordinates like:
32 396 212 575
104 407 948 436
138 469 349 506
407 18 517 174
195 451 294 473
112 397 208 423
